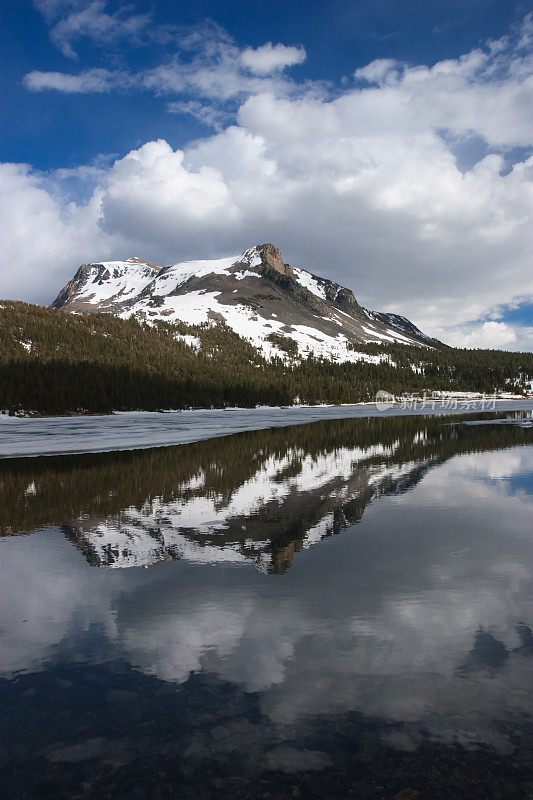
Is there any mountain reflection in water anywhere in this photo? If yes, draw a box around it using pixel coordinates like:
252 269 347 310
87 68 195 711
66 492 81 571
0 411 532 800
2 411 532 574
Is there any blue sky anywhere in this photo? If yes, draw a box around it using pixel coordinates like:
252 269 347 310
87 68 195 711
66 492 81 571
1 0 532 349
2 0 528 170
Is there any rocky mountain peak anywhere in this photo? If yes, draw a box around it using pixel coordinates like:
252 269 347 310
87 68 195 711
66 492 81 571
255 243 294 278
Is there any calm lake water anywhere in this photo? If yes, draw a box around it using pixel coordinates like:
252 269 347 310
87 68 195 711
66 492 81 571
1 410 533 799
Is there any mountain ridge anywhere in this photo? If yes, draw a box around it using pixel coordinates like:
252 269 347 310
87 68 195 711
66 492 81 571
51 243 443 362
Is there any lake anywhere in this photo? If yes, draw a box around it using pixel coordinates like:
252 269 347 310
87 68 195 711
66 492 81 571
2 399 533 458
1 408 532 799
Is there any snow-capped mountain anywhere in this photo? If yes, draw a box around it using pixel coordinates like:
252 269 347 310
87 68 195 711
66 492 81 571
52 244 441 361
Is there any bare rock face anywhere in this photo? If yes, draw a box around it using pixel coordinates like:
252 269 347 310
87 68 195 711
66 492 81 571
257 243 294 278
334 286 361 314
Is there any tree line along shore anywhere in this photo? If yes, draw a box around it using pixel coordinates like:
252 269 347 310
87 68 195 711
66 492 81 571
1 301 531 416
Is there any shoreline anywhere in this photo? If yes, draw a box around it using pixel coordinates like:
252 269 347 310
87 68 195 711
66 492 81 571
2 393 530 420
1 398 532 460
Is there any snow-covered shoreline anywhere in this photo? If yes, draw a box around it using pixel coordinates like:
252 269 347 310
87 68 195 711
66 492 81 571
1 398 532 459
2 391 529 419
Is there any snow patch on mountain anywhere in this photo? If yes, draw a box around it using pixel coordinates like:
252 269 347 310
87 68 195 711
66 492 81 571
292 267 328 300
174 333 202 351
59 259 160 308
152 255 241 290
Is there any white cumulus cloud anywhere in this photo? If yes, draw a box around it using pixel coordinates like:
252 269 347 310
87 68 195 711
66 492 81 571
0 162 110 303
98 140 240 248
449 321 518 349
240 42 306 74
